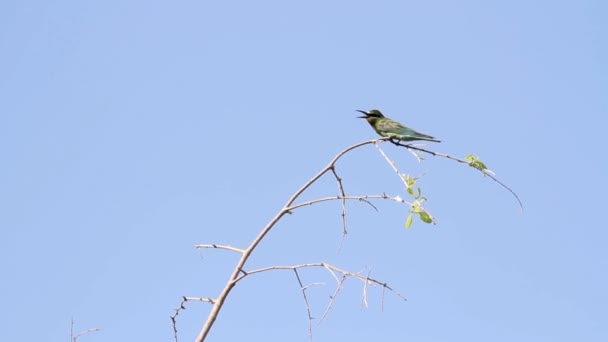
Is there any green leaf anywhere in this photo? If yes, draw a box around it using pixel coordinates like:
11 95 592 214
405 214 413 229
471 160 487 171
407 187 415 196
419 211 433 224
466 154 489 171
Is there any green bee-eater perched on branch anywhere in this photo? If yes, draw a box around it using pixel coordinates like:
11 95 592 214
357 109 441 143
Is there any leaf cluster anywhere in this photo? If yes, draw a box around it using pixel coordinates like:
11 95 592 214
401 174 435 229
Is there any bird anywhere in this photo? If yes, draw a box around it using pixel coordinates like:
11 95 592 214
357 109 441 143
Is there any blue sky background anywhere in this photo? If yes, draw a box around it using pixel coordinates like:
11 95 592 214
1 1 606 341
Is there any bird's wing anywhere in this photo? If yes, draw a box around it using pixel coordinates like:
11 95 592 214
377 118 413 135
377 118 437 140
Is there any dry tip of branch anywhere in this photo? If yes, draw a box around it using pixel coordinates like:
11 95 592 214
70 318 100 342
73 328 100 342
195 244 245 254
319 273 347 323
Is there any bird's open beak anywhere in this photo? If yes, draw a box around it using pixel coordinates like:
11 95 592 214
356 109 368 118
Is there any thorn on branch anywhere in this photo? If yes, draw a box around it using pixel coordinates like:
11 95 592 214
358 198 378 211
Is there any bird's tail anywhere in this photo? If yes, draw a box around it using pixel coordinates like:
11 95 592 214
416 133 441 143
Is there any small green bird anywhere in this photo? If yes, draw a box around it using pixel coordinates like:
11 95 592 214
357 109 441 143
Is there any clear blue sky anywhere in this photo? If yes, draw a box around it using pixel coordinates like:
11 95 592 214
1 1 606 341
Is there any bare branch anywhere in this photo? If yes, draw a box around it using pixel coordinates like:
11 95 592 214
172 296 215 342
375 142 409 188
287 194 409 211
235 263 405 299
185 296 215 303
70 318 100 342
230 262 405 334
194 244 245 254
322 263 341 284
171 298 185 342
319 274 347 323
293 269 315 342
329 166 348 236
193 138 387 342
73 329 100 342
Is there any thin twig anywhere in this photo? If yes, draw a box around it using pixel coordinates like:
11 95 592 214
322 263 341 284
287 194 408 211
171 297 215 342
231 262 406 333
389 141 524 211
185 296 215 303
233 262 406 331
236 263 405 297
319 274 347 323
375 143 409 188
293 269 315 342
330 166 348 236
171 298 186 342
70 319 100 342
233 262 406 303
73 329 100 342
194 244 245 254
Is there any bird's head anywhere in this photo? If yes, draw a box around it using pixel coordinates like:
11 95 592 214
356 109 384 119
